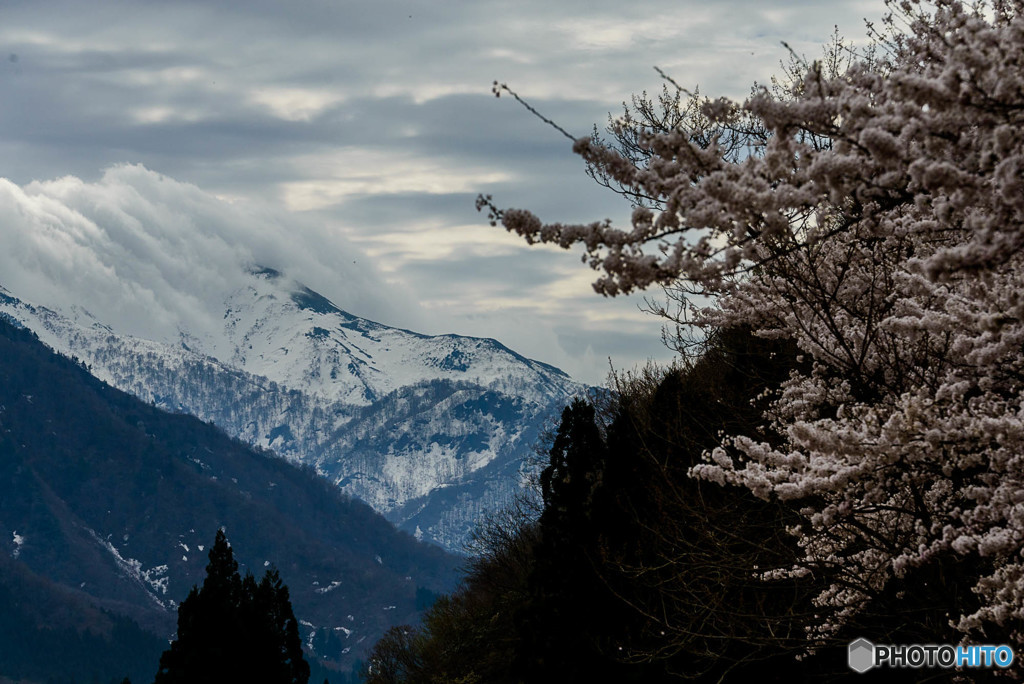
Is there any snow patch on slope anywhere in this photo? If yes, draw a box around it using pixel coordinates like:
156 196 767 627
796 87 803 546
88 529 170 608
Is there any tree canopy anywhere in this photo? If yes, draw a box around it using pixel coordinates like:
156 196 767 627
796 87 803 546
483 0 1024 656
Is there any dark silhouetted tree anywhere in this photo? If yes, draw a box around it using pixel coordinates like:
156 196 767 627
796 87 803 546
154 530 310 684
513 398 653 682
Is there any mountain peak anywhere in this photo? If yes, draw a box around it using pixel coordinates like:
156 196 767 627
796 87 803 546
2 268 584 551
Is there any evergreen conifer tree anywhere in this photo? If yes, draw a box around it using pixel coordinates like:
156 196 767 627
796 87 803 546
154 530 310 684
515 399 638 682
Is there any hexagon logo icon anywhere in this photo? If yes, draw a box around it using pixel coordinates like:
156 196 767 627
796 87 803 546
848 638 875 673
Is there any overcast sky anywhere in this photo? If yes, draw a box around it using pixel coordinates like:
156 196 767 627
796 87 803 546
0 0 888 385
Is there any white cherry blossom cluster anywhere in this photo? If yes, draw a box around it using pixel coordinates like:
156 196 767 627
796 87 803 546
489 0 1024 648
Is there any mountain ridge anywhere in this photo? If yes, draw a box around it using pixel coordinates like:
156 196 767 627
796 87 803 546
1 268 583 550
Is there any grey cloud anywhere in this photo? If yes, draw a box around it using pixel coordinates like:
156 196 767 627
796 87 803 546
0 0 888 383
395 250 580 293
554 325 675 366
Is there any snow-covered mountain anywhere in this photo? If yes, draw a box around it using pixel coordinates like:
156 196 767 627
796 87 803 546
0 270 581 550
0 166 585 550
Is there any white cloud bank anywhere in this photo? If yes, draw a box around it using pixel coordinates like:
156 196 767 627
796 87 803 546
0 164 669 383
0 165 418 347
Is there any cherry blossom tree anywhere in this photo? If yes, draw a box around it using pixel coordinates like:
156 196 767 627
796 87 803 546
482 0 1024 648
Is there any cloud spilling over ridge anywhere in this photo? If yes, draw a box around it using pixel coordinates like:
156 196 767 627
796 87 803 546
0 0 889 384
0 164 417 348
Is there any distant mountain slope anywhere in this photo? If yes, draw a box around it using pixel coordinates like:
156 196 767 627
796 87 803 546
1 268 582 550
218 267 575 406
0 318 459 680
0 551 166 684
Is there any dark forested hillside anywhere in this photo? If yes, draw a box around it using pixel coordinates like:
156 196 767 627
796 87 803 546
0 550 166 684
0 318 459 682
363 326 995 682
